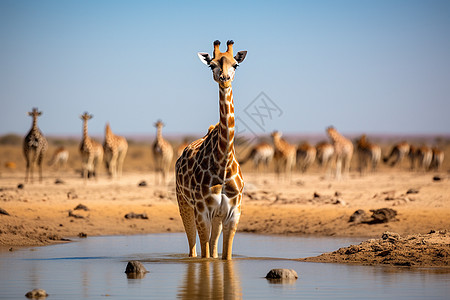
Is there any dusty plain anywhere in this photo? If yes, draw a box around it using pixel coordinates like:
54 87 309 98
1 139 449 267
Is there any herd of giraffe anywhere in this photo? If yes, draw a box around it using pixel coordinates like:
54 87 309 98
18 41 445 260
241 128 445 179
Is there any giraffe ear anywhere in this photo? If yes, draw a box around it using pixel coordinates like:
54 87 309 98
234 51 247 63
198 52 211 65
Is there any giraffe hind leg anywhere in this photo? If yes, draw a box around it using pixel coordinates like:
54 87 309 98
177 192 197 257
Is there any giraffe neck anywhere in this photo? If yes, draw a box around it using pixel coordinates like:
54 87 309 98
273 136 283 151
217 85 235 165
31 117 39 133
156 127 163 142
330 132 342 144
82 120 89 142
105 125 114 144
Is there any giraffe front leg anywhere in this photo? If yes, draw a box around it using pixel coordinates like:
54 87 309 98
222 204 241 260
195 210 211 258
210 215 222 258
110 152 118 178
24 155 30 183
335 157 342 180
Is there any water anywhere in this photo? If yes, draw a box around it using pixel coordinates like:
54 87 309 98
0 233 449 299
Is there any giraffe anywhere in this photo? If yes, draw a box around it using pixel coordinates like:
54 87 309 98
430 147 444 171
175 40 247 260
409 145 433 171
239 142 274 171
315 141 335 176
23 108 48 183
383 141 410 167
103 123 128 179
355 134 381 174
79 112 104 181
296 142 316 173
48 146 69 172
326 126 353 180
152 120 173 184
271 131 296 180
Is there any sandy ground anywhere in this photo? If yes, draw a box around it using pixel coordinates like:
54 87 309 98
1 143 449 267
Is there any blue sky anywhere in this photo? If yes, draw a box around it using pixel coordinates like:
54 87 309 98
1 0 449 137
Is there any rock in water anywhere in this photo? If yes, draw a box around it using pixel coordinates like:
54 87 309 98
25 288 48 298
125 261 149 278
265 268 298 280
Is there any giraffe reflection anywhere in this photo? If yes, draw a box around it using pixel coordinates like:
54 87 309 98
179 260 242 299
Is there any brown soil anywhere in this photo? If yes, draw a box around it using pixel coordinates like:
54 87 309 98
300 231 450 267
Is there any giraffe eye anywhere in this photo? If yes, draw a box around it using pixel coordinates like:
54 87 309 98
209 64 217 70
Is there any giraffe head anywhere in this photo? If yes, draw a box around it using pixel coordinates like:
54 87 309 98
271 130 282 141
198 40 247 88
80 112 93 122
28 107 42 118
326 126 336 137
154 120 164 130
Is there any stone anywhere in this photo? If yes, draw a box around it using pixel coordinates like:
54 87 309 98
265 268 298 280
138 181 147 187
349 209 368 223
74 204 89 211
406 188 419 194
25 288 48 298
125 261 149 278
124 212 148 219
68 210 84 219
369 208 397 224
433 176 442 182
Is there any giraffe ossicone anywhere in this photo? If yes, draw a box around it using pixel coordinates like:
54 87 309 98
175 40 247 260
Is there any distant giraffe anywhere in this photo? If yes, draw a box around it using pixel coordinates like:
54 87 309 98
48 146 69 172
326 126 353 180
152 120 173 184
296 142 316 173
79 112 104 181
356 135 381 174
430 147 444 171
271 131 296 180
239 142 274 171
103 123 128 179
176 40 247 260
23 108 48 183
409 145 433 171
315 141 334 176
383 141 410 167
